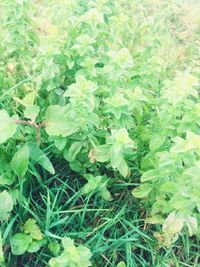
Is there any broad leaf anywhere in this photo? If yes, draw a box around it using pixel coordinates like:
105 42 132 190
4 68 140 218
162 212 184 236
0 110 16 144
24 105 39 121
132 183 152 198
54 137 67 151
23 218 43 240
117 158 129 178
67 141 83 162
45 105 78 137
11 233 32 255
11 145 29 177
29 143 55 174
149 135 165 151
27 241 41 253
169 194 191 210
0 190 13 221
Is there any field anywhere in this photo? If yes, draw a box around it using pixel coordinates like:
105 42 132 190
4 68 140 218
0 0 200 266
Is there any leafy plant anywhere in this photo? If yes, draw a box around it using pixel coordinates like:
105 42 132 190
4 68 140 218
11 218 44 255
0 0 200 265
49 237 92 267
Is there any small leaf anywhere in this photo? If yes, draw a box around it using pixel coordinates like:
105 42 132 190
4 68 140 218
141 169 159 182
54 137 67 151
99 188 112 201
162 212 184 236
145 215 164 224
22 91 37 106
0 110 16 144
186 216 198 236
111 143 123 169
48 241 61 256
27 241 41 253
117 262 126 267
87 113 99 127
117 159 129 178
81 175 111 200
11 145 29 177
0 173 15 186
0 190 13 221
45 105 78 137
149 135 165 151
11 233 32 255
29 143 55 174
67 141 83 162
24 105 39 121
92 145 111 162
169 195 191 210
23 219 43 240
132 183 152 198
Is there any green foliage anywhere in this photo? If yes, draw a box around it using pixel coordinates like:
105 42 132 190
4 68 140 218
23 218 43 240
11 218 44 255
0 0 200 265
0 110 16 144
81 174 112 201
0 191 13 221
11 233 32 256
49 237 92 267
11 145 29 177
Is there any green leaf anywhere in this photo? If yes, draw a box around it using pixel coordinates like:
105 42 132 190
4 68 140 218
141 169 159 182
162 212 184 236
149 135 166 151
87 113 99 127
132 184 152 198
11 233 32 255
11 145 29 177
117 262 126 267
159 182 178 194
23 218 43 240
49 237 92 267
186 131 200 151
24 105 39 121
48 241 61 256
81 175 111 200
169 195 191 210
111 143 123 169
111 128 135 147
67 141 83 162
0 110 16 144
91 145 111 163
28 143 55 174
186 216 197 236
27 240 41 253
45 105 78 137
99 188 112 201
117 158 129 178
54 137 67 151
0 190 13 221
0 173 15 186
145 215 164 225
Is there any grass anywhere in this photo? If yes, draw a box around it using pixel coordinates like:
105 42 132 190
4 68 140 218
4 158 200 267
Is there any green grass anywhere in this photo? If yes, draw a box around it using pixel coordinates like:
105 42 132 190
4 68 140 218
3 159 199 267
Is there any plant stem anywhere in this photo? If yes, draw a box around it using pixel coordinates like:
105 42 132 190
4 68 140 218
15 120 45 145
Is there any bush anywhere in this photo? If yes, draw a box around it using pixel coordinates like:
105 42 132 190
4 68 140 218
0 0 200 266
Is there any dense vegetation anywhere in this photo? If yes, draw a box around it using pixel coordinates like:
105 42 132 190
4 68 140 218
0 0 200 266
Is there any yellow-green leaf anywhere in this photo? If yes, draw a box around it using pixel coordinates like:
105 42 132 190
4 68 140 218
23 218 43 240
